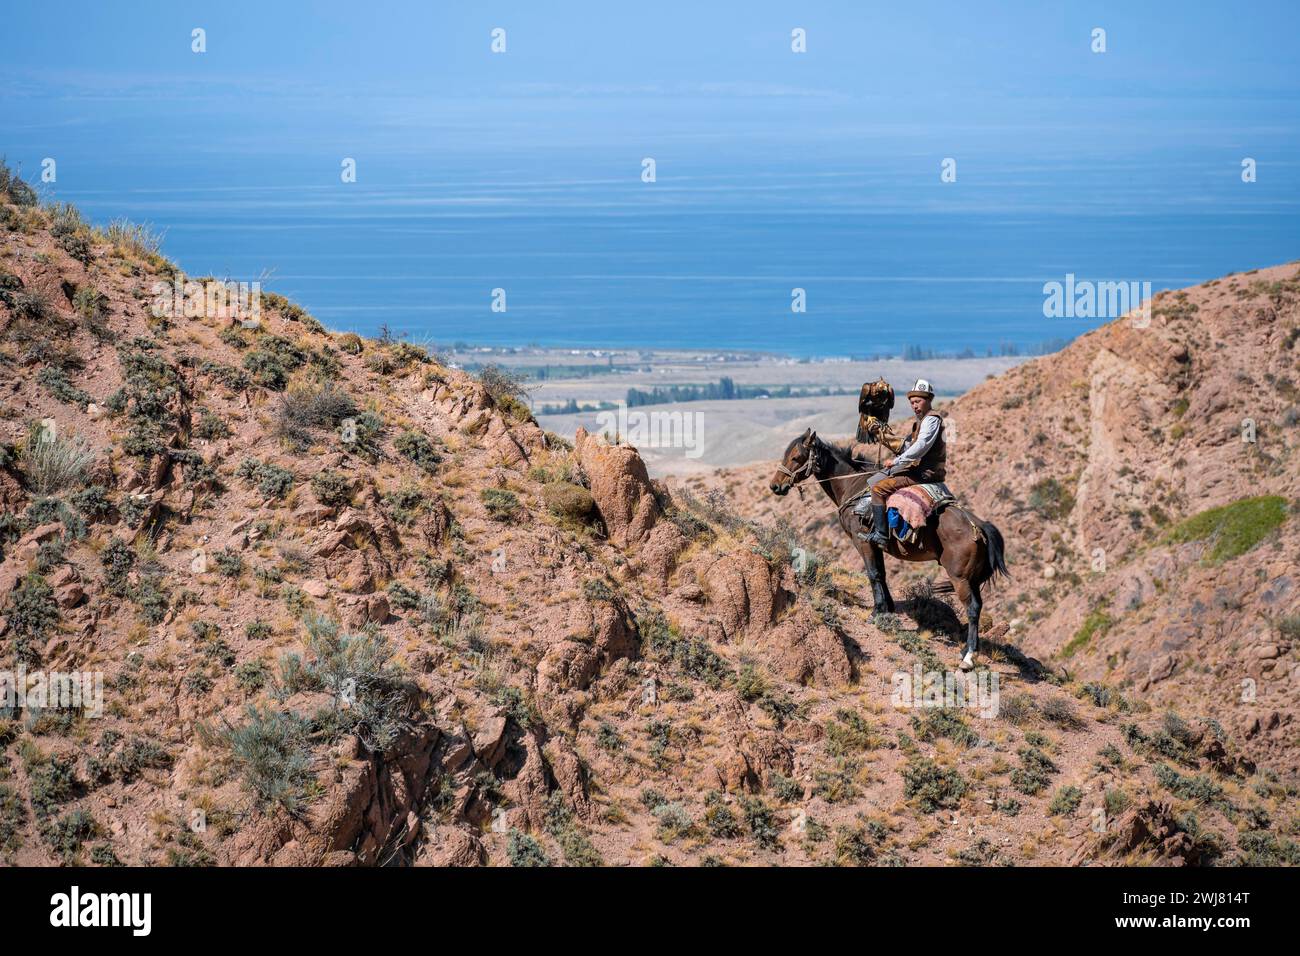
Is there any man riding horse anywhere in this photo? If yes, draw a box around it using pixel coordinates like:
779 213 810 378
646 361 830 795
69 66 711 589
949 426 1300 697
852 378 946 547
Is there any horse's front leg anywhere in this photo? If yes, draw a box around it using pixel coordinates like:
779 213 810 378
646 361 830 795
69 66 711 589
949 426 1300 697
859 543 887 611
873 547 896 614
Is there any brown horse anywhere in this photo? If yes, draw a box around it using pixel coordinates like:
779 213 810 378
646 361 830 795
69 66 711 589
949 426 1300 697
770 428 1008 669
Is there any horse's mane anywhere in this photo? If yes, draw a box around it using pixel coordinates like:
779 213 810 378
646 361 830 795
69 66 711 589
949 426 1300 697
822 435 884 473
783 432 886 475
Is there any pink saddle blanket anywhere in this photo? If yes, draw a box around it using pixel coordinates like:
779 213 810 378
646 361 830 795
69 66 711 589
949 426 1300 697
886 482 955 532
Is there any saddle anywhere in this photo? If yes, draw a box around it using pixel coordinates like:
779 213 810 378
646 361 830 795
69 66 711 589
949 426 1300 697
850 481 957 546
891 481 954 523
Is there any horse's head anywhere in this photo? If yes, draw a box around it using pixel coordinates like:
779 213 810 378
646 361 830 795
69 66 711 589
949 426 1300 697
770 428 820 496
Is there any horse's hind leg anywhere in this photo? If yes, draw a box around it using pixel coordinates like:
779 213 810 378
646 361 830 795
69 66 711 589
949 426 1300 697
963 581 982 668
948 575 981 669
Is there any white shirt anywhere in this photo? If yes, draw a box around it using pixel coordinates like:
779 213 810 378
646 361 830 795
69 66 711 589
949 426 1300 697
893 414 942 468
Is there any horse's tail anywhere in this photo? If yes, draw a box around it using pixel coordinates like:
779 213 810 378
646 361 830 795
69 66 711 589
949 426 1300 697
978 520 1010 585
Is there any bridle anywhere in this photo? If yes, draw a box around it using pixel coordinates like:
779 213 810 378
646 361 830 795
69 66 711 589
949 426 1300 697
774 436 822 485
775 434 871 502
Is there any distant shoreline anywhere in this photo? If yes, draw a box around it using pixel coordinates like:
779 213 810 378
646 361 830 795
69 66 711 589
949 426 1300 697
527 351 1031 476
437 341 1064 369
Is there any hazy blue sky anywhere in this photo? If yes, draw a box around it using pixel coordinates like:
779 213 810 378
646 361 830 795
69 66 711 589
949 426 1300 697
3 1 1297 353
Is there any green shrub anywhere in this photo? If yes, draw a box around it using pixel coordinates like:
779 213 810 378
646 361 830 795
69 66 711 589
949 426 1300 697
1154 763 1225 806
835 823 886 866
703 792 741 838
1028 478 1075 520
582 578 617 603
235 659 271 694
341 410 385 460
1011 746 1058 795
100 537 135 594
386 581 423 612
911 709 979 747
45 809 100 863
213 548 244 578
0 784 26 860
1048 785 1083 816
740 796 780 849
70 484 111 520
652 801 695 843
5 572 59 665
236 458 295 499
20 426 94 495
0 161 37 205
38 366 91 406
903 757 968 813
1165 495 1288 565
394 430 442 474
596 722 622 753
200 706 317 813
194 409 230 441
542 481 595 520
480 488 520 521
735 662 767 702
87 735 172 784
242 349 289 390
543 793 602 866
310 469 352 507
27 753 79 819
381 486 427 526
506 829 551 867
476 365 533 423
287 616 415 753
199 361 251 391
826 708 881 756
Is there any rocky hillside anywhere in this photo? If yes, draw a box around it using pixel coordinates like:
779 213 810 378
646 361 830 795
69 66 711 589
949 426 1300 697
691 261 1300 785
0 166 1294 866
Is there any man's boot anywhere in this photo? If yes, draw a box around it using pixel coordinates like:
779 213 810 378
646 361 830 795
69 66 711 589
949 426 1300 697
867 504 891 548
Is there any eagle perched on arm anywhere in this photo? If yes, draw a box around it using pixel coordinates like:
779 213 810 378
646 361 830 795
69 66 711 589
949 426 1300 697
855 377 905 453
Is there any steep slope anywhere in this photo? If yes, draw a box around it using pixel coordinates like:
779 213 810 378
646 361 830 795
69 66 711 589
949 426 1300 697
0 171 1293 866
692 262 1300 780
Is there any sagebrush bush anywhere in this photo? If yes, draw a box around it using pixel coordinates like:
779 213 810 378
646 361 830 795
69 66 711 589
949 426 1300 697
102 217 164 258
276 384 357 447
476 364 533 423
903 757 968 813
37 366 91 406
0 160 37 206
193 409 230 441
200 706 316 814
506 829 550 867
236 458 295 499
394 430 442 473
480 488 521 521
20 425 93 495
242 350 288 390
281 616 416 753
5 572 59 665
310 468 352 507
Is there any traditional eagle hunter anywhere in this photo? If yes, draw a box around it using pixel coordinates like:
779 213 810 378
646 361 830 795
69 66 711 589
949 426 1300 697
769 378 1007 670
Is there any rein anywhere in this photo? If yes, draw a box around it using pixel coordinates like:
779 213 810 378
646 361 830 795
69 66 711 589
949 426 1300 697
778 437 875 498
